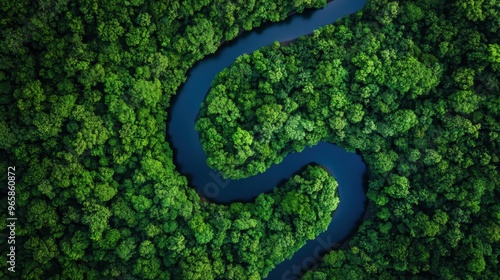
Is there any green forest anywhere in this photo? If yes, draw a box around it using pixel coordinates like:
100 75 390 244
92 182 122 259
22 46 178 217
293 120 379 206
1 0 499 279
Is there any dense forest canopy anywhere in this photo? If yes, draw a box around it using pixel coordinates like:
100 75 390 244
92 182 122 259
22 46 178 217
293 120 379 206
1 0 342 279
1 0 499 279
197 0 500 279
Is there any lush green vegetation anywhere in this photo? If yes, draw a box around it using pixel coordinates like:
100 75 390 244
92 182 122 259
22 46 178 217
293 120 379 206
197 0 500 278
0 0 347 279
1 0 499 279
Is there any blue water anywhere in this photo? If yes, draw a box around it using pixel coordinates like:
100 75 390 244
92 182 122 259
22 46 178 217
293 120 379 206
167 0 367 279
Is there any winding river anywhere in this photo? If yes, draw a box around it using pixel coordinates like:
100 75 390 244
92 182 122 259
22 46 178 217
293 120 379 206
167 0 367 279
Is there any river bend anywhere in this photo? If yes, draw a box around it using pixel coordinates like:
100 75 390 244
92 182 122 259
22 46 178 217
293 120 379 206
167 0 367 278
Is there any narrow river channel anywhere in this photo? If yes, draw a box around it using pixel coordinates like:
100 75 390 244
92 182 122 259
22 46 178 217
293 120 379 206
167 0 367 278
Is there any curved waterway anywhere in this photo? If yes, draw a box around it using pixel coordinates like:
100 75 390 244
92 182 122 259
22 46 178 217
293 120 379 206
167 0 367 279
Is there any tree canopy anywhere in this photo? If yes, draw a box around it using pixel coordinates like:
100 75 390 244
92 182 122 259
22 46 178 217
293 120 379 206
1 0 499 279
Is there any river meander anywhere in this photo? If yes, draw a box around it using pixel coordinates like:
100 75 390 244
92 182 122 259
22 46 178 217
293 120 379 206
167 0 367 278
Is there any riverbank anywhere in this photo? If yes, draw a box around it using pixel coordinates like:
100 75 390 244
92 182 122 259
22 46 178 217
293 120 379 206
219 0 333 46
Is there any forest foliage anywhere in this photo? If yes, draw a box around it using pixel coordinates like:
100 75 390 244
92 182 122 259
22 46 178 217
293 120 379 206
196 0 500 279
0 0 345 279
1 0 499 279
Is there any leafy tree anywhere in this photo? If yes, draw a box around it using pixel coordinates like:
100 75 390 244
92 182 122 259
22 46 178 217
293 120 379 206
82 203 112 241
